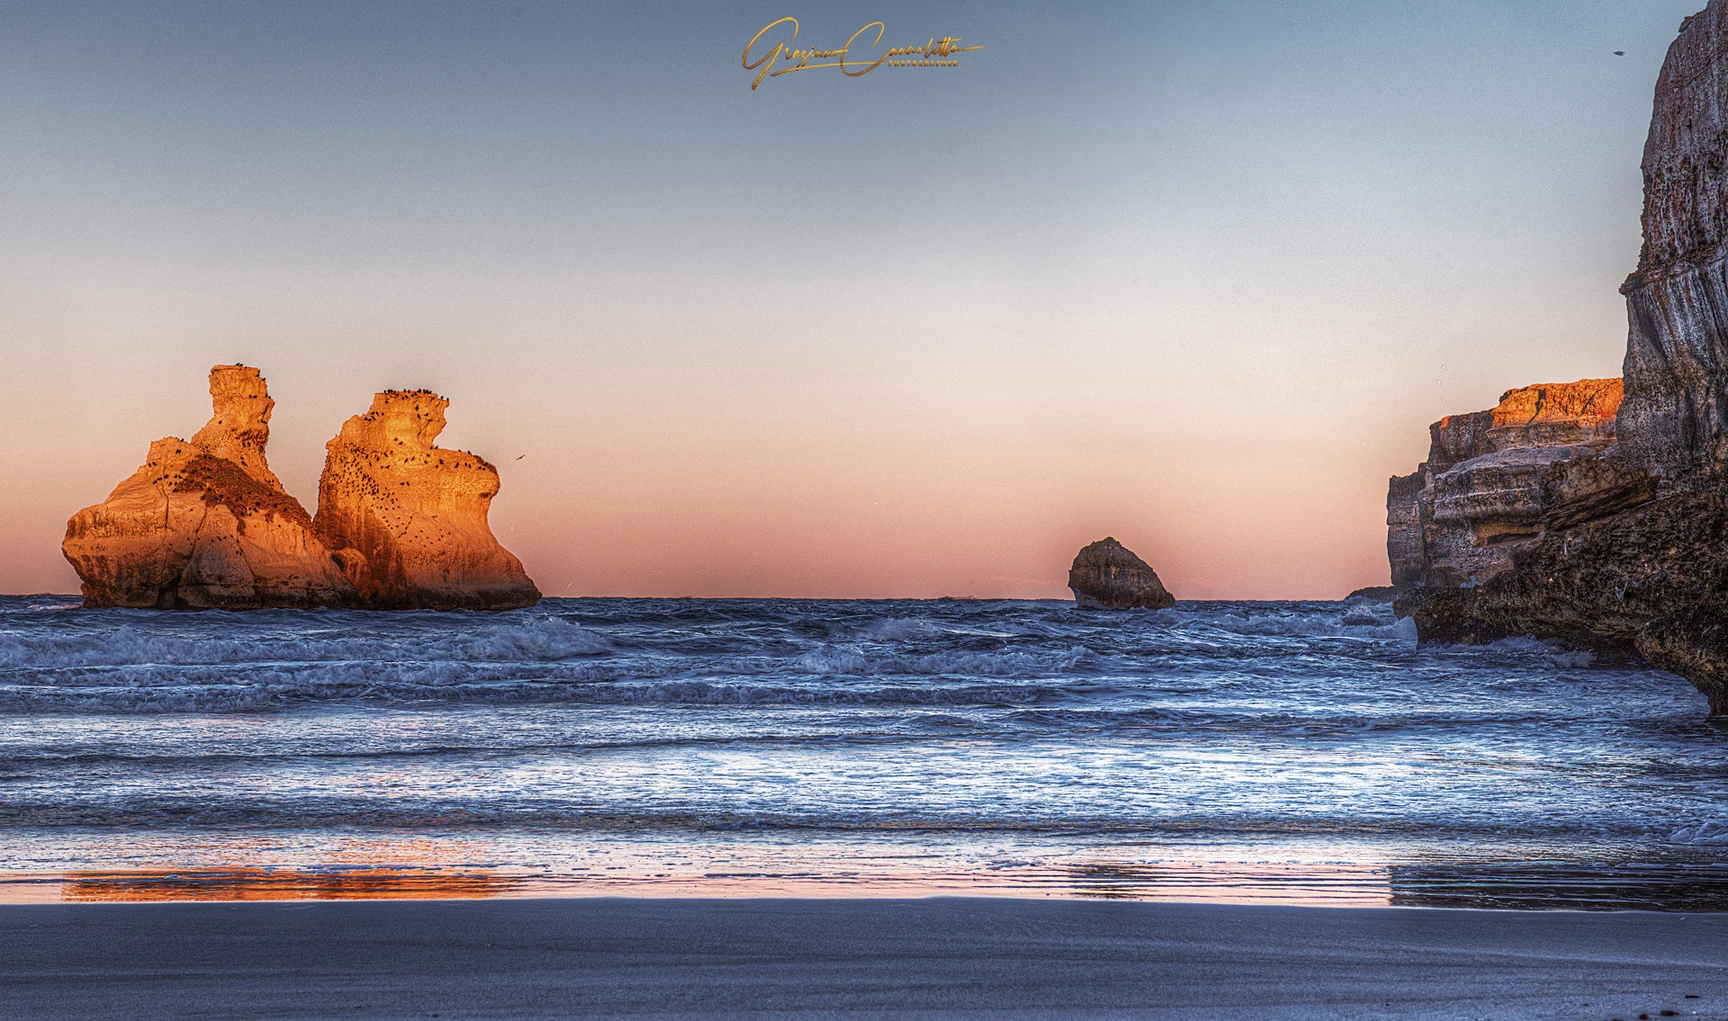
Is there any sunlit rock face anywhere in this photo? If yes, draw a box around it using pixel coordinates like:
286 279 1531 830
313 390 540 610
1387 379 1648 591
1068 537 1174 609
1620 1 1728 483
62 366 357 609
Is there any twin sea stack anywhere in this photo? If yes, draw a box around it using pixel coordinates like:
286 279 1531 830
62 365 539 611
1386 1 1728 713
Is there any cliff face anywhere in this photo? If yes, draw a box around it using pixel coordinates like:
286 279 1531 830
1388 2 1728 715
1620 3 1728 482
1386 379 1649 591
1385 469 1427 590
313 391 540 610
1068 537 1175 609
62 366 357 609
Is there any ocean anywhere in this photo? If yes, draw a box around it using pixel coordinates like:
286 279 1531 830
2 594 1725 907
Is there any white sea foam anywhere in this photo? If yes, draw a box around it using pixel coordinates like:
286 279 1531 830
1340 606 1382 627
1669 819 1728 845
1461 635 1596 669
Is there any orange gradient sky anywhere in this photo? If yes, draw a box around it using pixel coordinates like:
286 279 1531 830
0 2 1701 599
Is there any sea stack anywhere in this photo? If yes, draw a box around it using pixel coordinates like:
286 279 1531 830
313 390 540 610
61 365 358 609
1387 1 1728 714
1068 537 1175 609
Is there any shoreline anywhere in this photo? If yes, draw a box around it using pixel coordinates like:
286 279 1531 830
4 897 1725 1019
8 854 1728 911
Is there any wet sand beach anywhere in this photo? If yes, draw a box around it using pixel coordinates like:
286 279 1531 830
2 897 1725 1020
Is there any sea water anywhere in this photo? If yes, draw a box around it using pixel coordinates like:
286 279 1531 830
2 595 1725 906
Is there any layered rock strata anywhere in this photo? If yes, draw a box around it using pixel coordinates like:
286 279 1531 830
1388 0 1728 714
314 391 540 610
62 366 358 609
1386 378 1650 592
1619 1 1728 483
1068 537 1175 609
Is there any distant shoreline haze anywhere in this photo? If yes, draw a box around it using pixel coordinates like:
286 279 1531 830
0 1 1703 599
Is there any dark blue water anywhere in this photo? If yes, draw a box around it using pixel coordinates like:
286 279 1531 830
1 595 1724 906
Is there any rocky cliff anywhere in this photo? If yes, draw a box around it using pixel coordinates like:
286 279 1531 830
314 391 540 610
62 366 358 609
1620 2 1728 483
1389 2 1728 715
1386 378 1650 592
1068 537 1175 609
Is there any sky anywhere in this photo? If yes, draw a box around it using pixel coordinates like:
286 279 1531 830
0 0 1705 599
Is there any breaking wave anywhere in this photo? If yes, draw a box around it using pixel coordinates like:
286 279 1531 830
3 594 1724 893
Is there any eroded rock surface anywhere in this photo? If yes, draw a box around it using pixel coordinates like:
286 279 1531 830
314 390 540 610
1386 379 1649 591
1068 537 1175 609
1387 1 1728 715
1638 604 1728 714
62 366 357 609
1620 2 1728 482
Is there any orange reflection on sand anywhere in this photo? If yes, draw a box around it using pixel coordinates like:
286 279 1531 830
60 867 525 902
1 853 1396 906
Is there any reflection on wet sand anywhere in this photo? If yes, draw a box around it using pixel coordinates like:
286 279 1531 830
59 867 527 902
9 835 1716 908
1060 861 1390 906
1390 862 1728 911
26 860 1718 909
0 859 1399 905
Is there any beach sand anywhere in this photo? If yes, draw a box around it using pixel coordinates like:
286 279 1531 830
2 897 1724 1019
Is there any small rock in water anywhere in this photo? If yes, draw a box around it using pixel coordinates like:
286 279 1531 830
1067 537 1175 609
1345 585 1398 602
